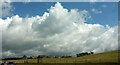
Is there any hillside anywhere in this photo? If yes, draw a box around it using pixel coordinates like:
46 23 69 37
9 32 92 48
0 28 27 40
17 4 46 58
5 50 119 64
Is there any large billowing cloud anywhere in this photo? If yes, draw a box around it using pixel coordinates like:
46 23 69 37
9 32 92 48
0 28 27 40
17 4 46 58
0 2 118 57
0 0 13 58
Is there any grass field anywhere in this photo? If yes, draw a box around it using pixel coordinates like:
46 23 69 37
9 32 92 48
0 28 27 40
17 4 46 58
3 50 119 65
16 63 119 65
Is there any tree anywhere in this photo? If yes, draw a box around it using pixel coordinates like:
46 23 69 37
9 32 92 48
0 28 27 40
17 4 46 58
22 55 27 59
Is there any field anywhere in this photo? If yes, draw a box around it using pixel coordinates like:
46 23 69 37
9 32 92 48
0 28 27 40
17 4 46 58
3 50 120 65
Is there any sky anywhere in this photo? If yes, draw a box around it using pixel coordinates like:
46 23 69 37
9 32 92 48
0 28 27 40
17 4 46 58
8 2 118 27
0 1 119 57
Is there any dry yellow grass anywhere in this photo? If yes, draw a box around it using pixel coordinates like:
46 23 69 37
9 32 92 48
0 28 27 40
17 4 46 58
4 50 119 63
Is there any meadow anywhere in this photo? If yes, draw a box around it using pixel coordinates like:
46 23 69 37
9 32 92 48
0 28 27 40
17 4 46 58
4 50 119 65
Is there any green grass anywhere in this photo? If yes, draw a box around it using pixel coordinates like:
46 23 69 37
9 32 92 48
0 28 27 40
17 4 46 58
5 50 119 64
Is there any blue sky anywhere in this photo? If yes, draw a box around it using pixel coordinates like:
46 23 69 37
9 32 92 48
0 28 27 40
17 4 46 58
10 2 118 27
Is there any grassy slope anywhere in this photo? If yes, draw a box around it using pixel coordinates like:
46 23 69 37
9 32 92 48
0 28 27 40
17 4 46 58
6 50 119 63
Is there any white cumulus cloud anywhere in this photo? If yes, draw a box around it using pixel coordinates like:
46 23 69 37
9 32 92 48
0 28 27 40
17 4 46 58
0 2 118 57
0 0 13 17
